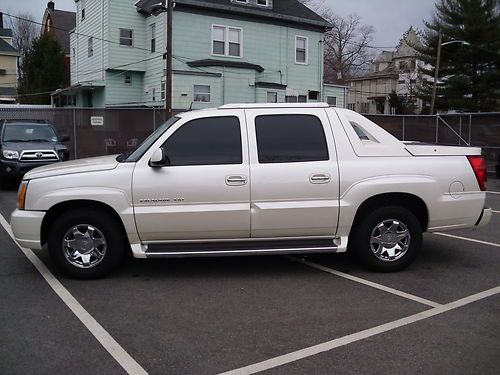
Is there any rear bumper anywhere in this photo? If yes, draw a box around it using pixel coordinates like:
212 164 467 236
475 207 492 228
10 209 45 250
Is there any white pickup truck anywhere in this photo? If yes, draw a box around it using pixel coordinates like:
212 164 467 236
10 104 491 278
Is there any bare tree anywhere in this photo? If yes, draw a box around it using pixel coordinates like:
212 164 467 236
321 11 375 83
6 13 39 69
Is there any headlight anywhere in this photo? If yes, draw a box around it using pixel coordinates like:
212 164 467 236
17 181 29 210
2 150 19 160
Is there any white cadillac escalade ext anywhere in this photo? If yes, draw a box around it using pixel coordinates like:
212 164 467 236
10 104 491 278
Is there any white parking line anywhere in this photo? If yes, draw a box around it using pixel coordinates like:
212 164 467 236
492 210 500 214
434 232 500 248
487 191 500 195
218 286 500 375
0 214 148 375
288 256 441 308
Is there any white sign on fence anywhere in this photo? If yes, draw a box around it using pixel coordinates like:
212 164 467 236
91 116 104 126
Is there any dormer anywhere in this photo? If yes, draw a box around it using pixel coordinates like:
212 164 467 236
230 0 273 10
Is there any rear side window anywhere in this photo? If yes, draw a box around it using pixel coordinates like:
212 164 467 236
255 115 329 163
161 116 242 166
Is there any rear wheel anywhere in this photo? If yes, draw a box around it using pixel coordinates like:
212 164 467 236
48 209 126 279
350 206 422 272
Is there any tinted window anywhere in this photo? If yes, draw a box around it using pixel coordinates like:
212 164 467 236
255 115 329 163
162 116 242 166
3 124 58 142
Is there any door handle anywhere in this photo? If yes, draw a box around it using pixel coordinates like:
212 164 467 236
226 175 247 186
310 173 331 184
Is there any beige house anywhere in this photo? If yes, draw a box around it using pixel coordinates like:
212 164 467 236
0 14 18 104
347 28 424 114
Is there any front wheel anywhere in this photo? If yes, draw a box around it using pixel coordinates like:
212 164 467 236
350 206 422 272
48 209 126 279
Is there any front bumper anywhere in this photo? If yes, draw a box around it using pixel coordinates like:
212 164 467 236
10 209 45 250
0 159 61 178
475 207 492 228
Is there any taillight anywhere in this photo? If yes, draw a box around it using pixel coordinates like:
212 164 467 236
467 155 487 191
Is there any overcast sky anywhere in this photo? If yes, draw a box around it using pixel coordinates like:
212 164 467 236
1 0 437 49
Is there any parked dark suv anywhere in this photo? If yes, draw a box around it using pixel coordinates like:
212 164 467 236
0 120 69 186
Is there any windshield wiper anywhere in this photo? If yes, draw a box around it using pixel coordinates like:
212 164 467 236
28 139 52 142
116 152 131 162
4 139 31 142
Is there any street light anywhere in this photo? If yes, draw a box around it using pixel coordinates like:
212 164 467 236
430 35 470 114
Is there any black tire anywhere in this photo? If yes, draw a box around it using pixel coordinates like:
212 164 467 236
48 209 126 279
349 206 422 272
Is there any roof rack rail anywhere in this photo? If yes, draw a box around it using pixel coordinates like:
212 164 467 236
218 103 331 109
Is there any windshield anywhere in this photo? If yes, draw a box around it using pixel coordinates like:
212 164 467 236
3 124 58 143
121 116 180 162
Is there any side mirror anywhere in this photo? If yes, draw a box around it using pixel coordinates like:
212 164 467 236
61 135 70 142
149 148 170 167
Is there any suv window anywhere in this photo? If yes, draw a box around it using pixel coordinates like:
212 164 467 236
255 115 329 163
3 124 58 142
162 116 242 166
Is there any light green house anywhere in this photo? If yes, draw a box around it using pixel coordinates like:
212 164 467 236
64 0 346 109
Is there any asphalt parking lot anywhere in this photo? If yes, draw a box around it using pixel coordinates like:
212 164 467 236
1 178 499 375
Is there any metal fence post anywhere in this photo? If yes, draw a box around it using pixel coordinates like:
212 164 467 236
459 116 462 145
402 116 405 141
468 114 472 146
435 115 439 144
73 108 78 159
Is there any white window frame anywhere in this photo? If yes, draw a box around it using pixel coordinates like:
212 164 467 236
267 91 278 103
150 23 156 53
161 81 166 100
256 0 269 6
295 35 308 65
211 24 243 58
326 96 337 106
193 85 211 103
119 28 134 47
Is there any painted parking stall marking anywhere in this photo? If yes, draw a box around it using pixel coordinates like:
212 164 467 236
434 232 500 248
0 213 149 375
218 286 500 375
288 256 442 308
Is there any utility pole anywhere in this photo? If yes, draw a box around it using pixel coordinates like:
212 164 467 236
430 32 442 115
166 0 173 119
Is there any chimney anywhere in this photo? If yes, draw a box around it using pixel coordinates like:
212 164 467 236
0 12 4 29
48 1 55 10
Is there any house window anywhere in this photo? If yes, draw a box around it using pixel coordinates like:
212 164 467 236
194 85 211 102
326 96 337 106
87 37 93 57
257 0 269 5
295 36 308 64
285 95 307 103
267 92 277 103
120 29 133 47
212 25 242 58
150 23 156 53
348 103 355 110
309 91 319 100
161 82 166 100
81 0 85 20
285 96 297 103
124 74 132 85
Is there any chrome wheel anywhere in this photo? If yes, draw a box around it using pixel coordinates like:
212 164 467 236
370 219 411 262
62 224 107 268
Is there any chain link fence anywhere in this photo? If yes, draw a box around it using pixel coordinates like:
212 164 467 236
1 108 499 165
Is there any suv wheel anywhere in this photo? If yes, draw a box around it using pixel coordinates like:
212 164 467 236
48 209 125 279
350 206 422 272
